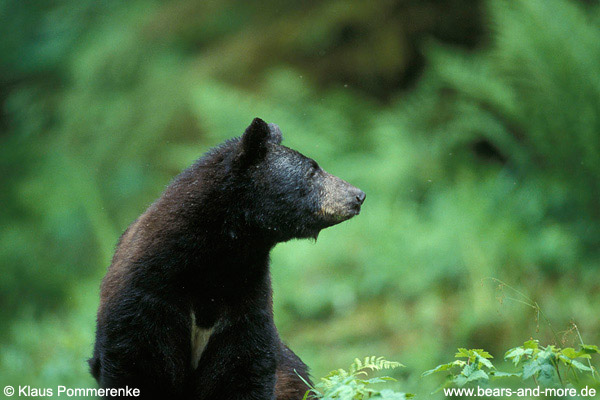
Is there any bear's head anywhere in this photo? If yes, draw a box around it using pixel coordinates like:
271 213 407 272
228 118 365 242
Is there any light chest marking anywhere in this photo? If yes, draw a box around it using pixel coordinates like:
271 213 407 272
190 312 213 369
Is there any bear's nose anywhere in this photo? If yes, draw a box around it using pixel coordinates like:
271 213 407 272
355 191 366 205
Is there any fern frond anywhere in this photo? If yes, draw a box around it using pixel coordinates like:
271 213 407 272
350 356 404 374
305 356 409 399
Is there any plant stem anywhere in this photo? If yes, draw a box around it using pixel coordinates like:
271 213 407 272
554 360 564 386
572 323 598 381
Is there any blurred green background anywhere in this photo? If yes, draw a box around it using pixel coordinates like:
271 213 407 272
1 0 599 397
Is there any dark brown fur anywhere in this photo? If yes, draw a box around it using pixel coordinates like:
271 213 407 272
90 118 365 399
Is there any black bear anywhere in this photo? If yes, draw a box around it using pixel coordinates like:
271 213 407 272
89 118 365 399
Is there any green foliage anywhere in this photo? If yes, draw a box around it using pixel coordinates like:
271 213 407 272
423 341 599 392
505 340 599 386
302 357 411 400
313 340 599 397
404 0 600 254
423 348 508 391
422 284 600 393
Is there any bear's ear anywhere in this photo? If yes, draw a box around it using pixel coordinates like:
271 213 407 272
238 118 270 165
267 123 283 145
237 118 281 166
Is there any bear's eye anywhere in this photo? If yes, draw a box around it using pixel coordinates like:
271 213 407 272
308 161 320 178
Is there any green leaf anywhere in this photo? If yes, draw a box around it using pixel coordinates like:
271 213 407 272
571 359 592 372
475 353 494 369
455 348 471 358
453 374 468 387
505 347 533 366
461 362 478 378
560 348 579 359
537 363 559 387
350 356 404 374
360 377 397 385
522 360 541 380
580 345 600 354
523 340 539 350
466 369 489 383
558 354 573 365
472 349 493 359
492 371 522 378
378 389 410 400
504 347 522 359
455 348 493 360
422 360 465 377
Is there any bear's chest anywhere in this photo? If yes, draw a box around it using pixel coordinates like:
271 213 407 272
190 311 214 369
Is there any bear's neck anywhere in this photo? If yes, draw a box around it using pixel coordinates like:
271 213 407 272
157 166 283 249
138 192 275 278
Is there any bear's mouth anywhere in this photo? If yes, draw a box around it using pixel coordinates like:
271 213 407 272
349 202 363 216
302 208 360 240
322 202 362 219
316 206 361 228
339 206 362 221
